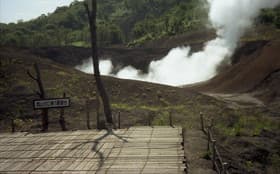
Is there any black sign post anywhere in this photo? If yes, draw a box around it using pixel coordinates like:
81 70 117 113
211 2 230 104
33 97 70 131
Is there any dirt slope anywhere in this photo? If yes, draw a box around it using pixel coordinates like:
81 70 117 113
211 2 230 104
0 46 221 132
187 40 280 101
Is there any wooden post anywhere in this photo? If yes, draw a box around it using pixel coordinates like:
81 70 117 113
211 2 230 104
118 111 121 129
207 128 210 151
148 113 151 127
96 98 100 130
169 110 173 127
200 112 205 132
42 109 48 132
96 111 100 130
11 118 15 133
59 93 67 131
112 113 116 129
212 140 216 170
86 100 91 129
222 162 229 174
209 118 214 129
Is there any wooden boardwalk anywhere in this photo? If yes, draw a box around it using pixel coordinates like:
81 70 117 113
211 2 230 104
0 126 185 174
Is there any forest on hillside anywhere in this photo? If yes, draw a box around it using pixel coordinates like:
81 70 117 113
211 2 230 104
0 0 279 48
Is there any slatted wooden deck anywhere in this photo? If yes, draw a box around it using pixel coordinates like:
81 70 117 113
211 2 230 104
0 126 185 174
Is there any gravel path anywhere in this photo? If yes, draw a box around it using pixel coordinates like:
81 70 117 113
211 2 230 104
184 129 216 174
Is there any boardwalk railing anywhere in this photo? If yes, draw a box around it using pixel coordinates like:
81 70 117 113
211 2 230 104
110 110 174 129
200 113 229 174
4 108 175 132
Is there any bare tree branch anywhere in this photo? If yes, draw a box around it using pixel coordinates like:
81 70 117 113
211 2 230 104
27 63 48 131
36 91 41 97
84 1 91 19
27 70 37 81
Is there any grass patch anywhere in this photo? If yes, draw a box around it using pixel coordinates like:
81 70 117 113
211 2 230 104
111 102 187 112
111 102 196 127
270 154 280 169
215 114 279 137
56 71 69 76
111 103 135 111
245 160 254 170
152 111 169 126
202 151 211 160
71 41 89 47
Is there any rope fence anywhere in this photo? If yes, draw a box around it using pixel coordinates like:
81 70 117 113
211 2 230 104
200 112 229 174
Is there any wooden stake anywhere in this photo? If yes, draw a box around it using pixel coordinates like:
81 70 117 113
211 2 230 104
86 100 91 129
148 113 151 127
169 110 173 127
11 118 15 133
222 162 229 174
212 140 216 170
59 93 67 131
200 112 205 133
118 111 121 129
207 128 210 151
96 97 100 130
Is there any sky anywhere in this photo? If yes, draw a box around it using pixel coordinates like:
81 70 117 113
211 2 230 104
0 0 82 24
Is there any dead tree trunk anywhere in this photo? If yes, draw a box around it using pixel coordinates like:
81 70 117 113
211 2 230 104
84 0 113 127
27 63 48 132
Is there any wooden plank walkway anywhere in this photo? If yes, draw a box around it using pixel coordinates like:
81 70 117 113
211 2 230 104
0 126 185 174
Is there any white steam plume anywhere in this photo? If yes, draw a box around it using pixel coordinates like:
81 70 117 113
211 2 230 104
208 0 280 50
75 58 113 75
76 0 280 86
